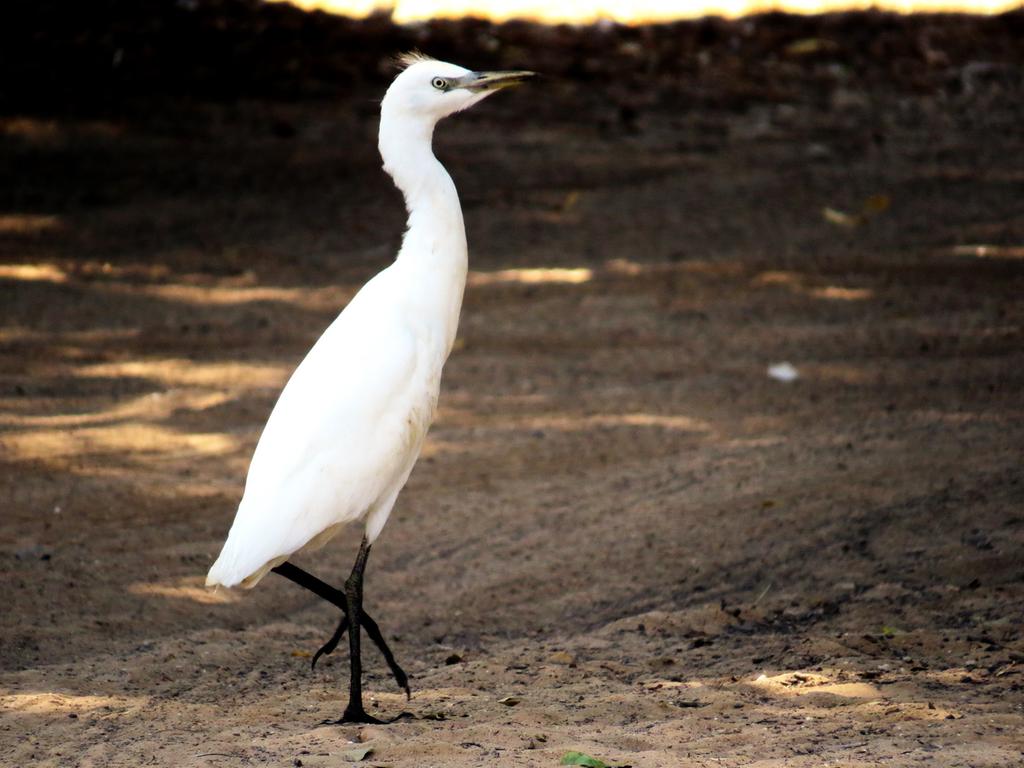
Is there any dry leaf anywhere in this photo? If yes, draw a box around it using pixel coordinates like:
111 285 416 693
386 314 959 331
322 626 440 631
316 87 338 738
862 193 890 215
342 746 374 762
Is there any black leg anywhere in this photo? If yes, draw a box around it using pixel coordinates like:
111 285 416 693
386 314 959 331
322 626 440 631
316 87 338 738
270 559 410 700
340 536 376 723
360 611 410 698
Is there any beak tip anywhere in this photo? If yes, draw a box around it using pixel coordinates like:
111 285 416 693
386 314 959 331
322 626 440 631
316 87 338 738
469 70 538 91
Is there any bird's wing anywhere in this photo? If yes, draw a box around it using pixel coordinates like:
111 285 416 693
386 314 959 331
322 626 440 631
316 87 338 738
207 275 436 587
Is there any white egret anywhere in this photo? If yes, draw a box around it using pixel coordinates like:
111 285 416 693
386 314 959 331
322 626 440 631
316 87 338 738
205 54 534 723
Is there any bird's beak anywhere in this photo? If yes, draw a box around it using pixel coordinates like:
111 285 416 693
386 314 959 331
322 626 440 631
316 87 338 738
456 70 536 92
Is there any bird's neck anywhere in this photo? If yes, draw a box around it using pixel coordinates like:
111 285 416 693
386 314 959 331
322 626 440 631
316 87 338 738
379 113 468 352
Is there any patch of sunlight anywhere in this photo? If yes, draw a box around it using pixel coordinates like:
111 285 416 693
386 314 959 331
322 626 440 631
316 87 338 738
77 358 289 389
607 258 744 278
604 257 690 278
122 282 355 311
0 389 233 429
0 326 140 345
286 0 1020 25
0 423 240 462
129 579 240 605
468 267 593 286
2 263 358 311
809 285 874 301
0 262 66 281
1 692 149 716
751 671 881 699
951 244 1024 260
752 270 802 287
753 271 874 302
803 681 884 698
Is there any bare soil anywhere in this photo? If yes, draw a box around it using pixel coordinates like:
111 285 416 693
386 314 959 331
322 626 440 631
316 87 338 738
1 6 1023 767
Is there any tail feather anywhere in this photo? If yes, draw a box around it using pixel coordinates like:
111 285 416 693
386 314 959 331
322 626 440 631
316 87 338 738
206 543 274 589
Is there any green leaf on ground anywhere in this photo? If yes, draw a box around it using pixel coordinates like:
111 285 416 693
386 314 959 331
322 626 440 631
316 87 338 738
561 752 608 768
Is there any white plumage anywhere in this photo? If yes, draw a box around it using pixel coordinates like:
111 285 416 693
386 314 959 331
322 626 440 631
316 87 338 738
206 57 532 589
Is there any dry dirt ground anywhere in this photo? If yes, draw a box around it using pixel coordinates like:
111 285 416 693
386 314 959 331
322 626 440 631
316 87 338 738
1 8 1023 768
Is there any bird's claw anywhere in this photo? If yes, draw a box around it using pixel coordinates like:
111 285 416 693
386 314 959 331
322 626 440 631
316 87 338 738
311 615 349 670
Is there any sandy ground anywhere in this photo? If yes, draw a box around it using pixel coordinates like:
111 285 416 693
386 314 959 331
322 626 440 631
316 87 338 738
2 8 1024 767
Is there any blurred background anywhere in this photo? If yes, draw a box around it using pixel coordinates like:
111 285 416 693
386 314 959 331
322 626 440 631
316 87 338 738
1 2 1022 766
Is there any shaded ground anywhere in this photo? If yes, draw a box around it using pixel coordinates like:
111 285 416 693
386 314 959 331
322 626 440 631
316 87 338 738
1 6 1023 767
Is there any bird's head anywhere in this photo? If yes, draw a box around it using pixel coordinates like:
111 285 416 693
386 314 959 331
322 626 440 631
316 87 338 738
382 53 534 125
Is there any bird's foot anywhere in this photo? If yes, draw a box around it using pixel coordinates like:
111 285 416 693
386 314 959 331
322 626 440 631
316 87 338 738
331 705 385 725
319 709 416 726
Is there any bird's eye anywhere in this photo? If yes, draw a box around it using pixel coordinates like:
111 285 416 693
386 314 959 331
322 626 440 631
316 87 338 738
431 77 447 91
